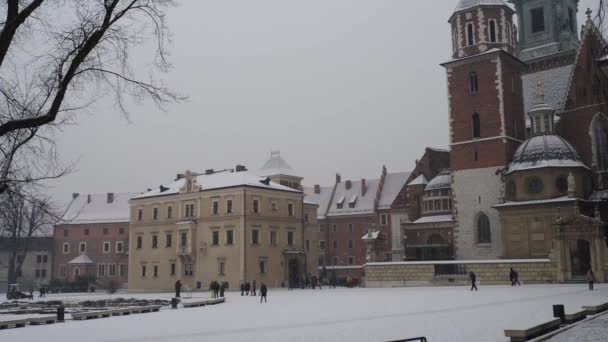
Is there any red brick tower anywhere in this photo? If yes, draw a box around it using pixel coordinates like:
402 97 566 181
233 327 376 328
442 0 526 259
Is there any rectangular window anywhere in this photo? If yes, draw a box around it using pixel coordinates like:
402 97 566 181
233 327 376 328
103 241 111 253
35 269 41 278
348 240 354 249
442 199 449 210
181 232 187 247
318 256 325 267
42 255 48 263
333 240 338 249
270 231 277 246
218 261 225 275
79 242 87 253
167 206 173 219
332 224 337 233
467 22 474 46
185 203 195 217
119 264 127 277
212 231 220 246
109 264 116 277
469 72 478 95
259 260 266 274
287 231 294 246
348 256 355 265
166 234 172 248
531 7 545 33
306 239 310 251
489 20 497 42
226 230 234 245
37 255 42 263
270 201 278 211
252 229 259 244
319 240 326 249
304 213 310 223
348 223 354 233
63 243 69 254
153 207 158 220
136 236 143 249
170 263 176 276
141 265 146 277
381 214 387 225
332 256 338 266
212 200 219 215
226 199 233 214
185 264 193 276
84 228 89 236
152 235 158 249
288 203 294 217
253 199 259 213
98 264 106 277
434 200 441 211
153 265 158 277
137 208 143 221
119 228 125 235
60 264 67 277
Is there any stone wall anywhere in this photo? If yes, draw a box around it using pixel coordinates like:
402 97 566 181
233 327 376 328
365 259 555 287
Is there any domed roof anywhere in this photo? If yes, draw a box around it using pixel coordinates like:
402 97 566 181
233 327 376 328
258 151 298 177
425 170 451 191
506 135 589 174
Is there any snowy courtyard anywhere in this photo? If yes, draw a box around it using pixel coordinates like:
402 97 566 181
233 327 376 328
1 284 608 341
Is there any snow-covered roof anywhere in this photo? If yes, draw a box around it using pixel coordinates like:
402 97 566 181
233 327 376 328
378 172 411 210
493 196 577 208
425 170 451 191
411 215 454 224
258 151 298 178
68 254 95 265
450 0 510 21
442 47 503 64
60 192 138 225
134 170 300 200
327 179 380 217
304 186 334 220
408 174 428 186
362 231 380 240
522 65 573 114
506 135 588 174
590 190 608 202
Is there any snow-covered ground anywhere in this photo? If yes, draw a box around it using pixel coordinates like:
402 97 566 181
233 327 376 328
1 284 607 342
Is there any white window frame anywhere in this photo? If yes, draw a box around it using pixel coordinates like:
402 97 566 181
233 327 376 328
79 242 87 254
62 243 69 254
103 241 111 254
116 241 124 253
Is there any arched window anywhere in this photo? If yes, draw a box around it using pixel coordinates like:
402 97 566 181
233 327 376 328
469 72 478 94
467 23 474 46
472 113 481 138
74 267 81 278
489 20 497 42
591 114 608 171
477 213 491 244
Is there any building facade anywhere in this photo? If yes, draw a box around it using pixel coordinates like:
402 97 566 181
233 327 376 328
128 161 319 291
0 237 53 292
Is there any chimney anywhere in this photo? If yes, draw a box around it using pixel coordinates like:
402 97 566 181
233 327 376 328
235 165 247 172
345 180 352 190
205 169 214 175
72 193 79 199
336 173 341 184
314 184 321 194
361 179 367 196
87 194 91 204
175 173 184 181
107 193 114 204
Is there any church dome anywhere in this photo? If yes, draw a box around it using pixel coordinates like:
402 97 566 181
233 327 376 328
425 170 451 191
506 135 588 174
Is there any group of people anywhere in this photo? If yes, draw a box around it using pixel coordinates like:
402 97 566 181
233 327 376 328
209 281 227 298
468 268 522 291
240 280 267 303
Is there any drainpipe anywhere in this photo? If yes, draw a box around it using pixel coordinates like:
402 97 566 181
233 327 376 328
240 188 247 284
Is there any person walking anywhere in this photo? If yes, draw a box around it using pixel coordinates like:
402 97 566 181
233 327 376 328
219 282 225 298
240 282 245 296
587 269 596 291
175 280 182 298
245 281 251 295
260 283 268 303
469 271 478 291
513 270 521 286
251 280 257 296
509 268 516 286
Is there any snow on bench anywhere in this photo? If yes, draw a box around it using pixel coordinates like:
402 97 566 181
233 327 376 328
504 318 561 342
0 316 57 329
72 309 114 320
28 316 58 326
563 310 587 324
0 318 29 329
72 305 162 320
582 302 608 315
182 297 225 308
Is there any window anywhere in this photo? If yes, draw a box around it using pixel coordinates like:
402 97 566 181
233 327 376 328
119 228 125 235
153 265 159 277
218 261 225 275
37 255 42 263
466 23 474 46
59 264 67 277
304 213 309 223
212 231 220 246
253 199 259 214
348 240 354 249
381 214 387 225
63 243 69 254
442 199 449 210
332 224 337 233
556 176 568 193
270 201 278 211
212 200 219 215
469 72 478 94
332 256 339 266
252 229 259 244
170 263 176 276
270 231 277 246
119 264 127 277
166 234 172 248
472 112 481 138
35 269 41 278
109 264 116 277
434 200 441 211
477 212 491 244
306 239 310 251
287 231 294 246
332 240 338 249
98 264 106 277
84 228 89 236
185 263 193 276
527 177 544 194
226 230 234 245
181 232 187 247
167 206 173 219
79 242 87 253
348 223 354 233
185 203 195 217
226 199 233 214
141 265 147 277
288 203 294 217
259 259 266 274
103 228 109 235
489 20 496 42
137 208 143 221
153 207 158 220
506 181 516 199
41 269 47 278
73 267 80 277
319 240 326 249
103 241 111 253
318 256 325 267
152 235 158 249
531 7 545 33
348 256 355 265
42 255 48 263
136 236 143 249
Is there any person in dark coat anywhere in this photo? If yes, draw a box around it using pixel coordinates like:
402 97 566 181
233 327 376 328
251 280 257 296
587 269 596 291
240 282 245 296
245 281 251 295
219 282 225 297
175 280 182 298
509 268 516 286
260 283 268 303
469 271 478 291
513 270 521 286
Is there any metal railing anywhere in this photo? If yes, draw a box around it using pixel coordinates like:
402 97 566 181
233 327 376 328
386 337 427 342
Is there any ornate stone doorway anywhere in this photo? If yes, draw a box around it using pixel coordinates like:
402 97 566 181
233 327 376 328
288 259 300 286
569 239 591 279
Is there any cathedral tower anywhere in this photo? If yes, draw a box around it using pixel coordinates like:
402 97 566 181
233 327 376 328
443 0 526 259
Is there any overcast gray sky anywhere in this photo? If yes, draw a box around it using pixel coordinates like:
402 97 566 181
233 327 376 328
47 0 600 203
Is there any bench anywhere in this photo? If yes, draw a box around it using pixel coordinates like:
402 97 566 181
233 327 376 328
0 318 29 329
182 297 225 308
564 310 587 324
582 302 608 315
28 316 58 326
71 310 114 320
504 318 561 342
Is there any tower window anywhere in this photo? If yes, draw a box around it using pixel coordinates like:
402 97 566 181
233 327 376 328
466 23 474 46
477 213 491 244
489 20 497 43
472 112 481 138
469 72 478 95
531 7 545 33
